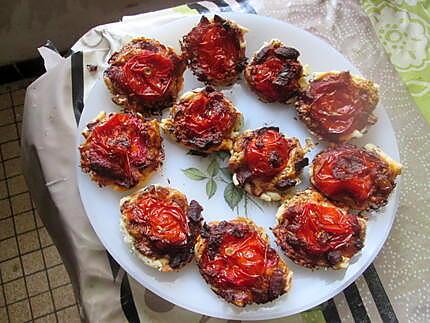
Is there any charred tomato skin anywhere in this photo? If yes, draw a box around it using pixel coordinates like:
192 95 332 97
79 112 163 190
195 218 292 307
311 144 398 210
181 15 247 86
245 39 304 103
104 38 186 113
161 87 241 153
120 185 203 271
272 190 365 269
296 71 378 142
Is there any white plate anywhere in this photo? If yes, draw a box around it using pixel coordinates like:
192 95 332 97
76 13 400 320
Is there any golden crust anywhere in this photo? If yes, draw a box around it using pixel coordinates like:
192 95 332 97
79 112 163 191
160 87 242 154
120 185 201 272
228 128 307 202
274 189 366 269
195 217 292 307
296 71 379 142
104 37 185 113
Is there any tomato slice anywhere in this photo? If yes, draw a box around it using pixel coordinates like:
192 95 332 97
84 113 150 185
198 25 239 80
251 57 286 102
244 129 292 177
308 72 370 137
180 91 234 138
288 203 357 254
123 50 173 98
202 229 278 288
313 146 380 204
129 196 189 246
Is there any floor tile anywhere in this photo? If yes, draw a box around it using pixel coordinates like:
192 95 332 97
0 163 4 180
35 210 44 228
3 157 22 178
1 79 79 322
47 264 70 288
7 175 27 196
14 211 36 234
26 271 49 297
21 250 45 275
0 181 7 199
0 217 14 240
43 246 62 268
0 110 14 127
14 105 24 123
0 238 18 262
0 257 23 282
4 278 27 304
52 284 75 310
17 230 40 254
11 89 25 106
38 227 53 247
30 291 54 318
0 93 12 110
57 305 81 323
0 199 11 219
0 306 8 323
0 140 20 160
17 123 22 139
34 313 57 323
0 125 18 144
7 299 31 323
0 285 5 307
10 192 32 215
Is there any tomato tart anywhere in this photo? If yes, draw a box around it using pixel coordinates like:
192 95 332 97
296 71 379 142
79 112 163 190
120 185 203 272
310 143 402 210
245 39 306 103
272 189 366 269
195 218 292 307
181 15 247 86
161 87 242 154
104 37 186 113
228 127 308 202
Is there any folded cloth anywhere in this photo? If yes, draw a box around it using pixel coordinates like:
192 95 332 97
21 1 430 322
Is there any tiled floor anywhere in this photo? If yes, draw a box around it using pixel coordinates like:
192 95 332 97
0 80 81 323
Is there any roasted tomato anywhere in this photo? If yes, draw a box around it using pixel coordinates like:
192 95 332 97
195 218 292 307
296 71 378 142
161 87 241 153
181 15 247 86
120 185 203 271
244 128 293 177
311 144 401 210
245 39 304 103
272 190 366 269
79 112 163 190
228 127 307 201
104 38 185 113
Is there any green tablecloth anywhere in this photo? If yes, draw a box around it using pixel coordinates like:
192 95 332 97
363 0 430 123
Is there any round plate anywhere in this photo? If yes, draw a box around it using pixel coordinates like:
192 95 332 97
76 13 400 320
